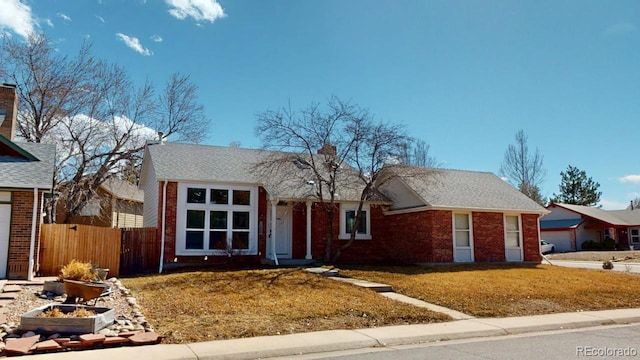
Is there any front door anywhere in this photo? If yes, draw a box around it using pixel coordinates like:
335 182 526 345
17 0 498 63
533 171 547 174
505 215 523 262
0 204 11 278
275 206 292 259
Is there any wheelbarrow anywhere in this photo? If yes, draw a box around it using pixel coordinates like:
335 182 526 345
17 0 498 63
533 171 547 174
63 279 111 305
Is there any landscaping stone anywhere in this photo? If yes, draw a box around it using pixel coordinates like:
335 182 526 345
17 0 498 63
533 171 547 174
103 336 129 345
0 300 13 308
0 293 19 300
118 330 143 338
2 285 22 293
79 334 105 343
34 339 62 351
5 334 39 355
0 314 7 324
128 332 160 345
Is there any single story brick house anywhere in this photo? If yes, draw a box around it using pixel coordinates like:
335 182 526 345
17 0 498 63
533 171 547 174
140 141 547 270
541 203 640 252
0 84 55 279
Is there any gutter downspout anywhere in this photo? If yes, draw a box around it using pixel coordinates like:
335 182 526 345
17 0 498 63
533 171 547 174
159 181 168 273
270 199 278 266
27 188 38 281
538 214 552 265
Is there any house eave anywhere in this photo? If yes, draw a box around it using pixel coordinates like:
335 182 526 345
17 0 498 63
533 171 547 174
384 205 549 216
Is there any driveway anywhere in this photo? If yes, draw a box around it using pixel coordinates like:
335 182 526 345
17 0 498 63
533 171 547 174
546 259 640 274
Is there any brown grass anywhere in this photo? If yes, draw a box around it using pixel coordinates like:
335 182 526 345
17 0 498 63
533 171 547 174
338 264 640 318
121 268 449 344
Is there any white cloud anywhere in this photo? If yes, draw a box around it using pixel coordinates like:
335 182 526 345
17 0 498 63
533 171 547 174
116 33 152 56
165 0 226 23
604 22 636 36
150 34 163 42
96 15 105 23
620 175 640 183
44 18 54 27
0 0 36 39
599 198 630 210
57 12 72 22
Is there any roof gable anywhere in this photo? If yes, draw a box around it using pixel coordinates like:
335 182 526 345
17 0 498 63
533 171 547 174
382 165 547 213
0 134 39 161
547 203 630 226
142 142 368 202
0 138 56 189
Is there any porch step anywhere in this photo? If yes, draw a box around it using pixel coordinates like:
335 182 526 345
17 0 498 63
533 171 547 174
261 259 316 266
329 277 394 292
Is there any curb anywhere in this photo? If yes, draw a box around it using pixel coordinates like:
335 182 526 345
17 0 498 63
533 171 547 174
29 308 640 360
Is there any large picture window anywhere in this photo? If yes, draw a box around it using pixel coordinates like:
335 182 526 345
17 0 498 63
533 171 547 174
631 229 640 244
177 184 257 255
339 203 371 240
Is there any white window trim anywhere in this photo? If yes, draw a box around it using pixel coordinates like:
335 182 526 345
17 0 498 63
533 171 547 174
452 212 474 262
176 183 258 256
339 203 371 240
630 228 640 244
504 214 524 262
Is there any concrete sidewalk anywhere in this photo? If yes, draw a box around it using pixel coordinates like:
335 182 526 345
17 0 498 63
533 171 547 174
548 259 640 273
29 308 640 360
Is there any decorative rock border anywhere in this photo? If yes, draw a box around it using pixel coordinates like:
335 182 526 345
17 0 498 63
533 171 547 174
0 278 161 356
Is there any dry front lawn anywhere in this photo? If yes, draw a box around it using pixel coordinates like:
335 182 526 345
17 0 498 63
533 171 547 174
339 264 640 318
121 268 449 344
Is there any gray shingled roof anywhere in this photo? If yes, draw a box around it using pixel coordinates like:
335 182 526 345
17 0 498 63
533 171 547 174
550 203 631 226
385 165 548 213
0 141 56 189
144 142 367 201
551 203 640 226
102 178 144 202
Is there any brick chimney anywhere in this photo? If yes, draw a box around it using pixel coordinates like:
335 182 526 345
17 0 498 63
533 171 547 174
317 143 337 156
0 84 17 140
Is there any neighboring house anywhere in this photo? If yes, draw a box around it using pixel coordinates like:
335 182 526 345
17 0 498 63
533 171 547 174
0 84 56 279
57 178 144 228
139 141 547 270
541 203 640 252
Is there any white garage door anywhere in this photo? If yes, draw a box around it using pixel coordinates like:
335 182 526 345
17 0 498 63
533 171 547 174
0 204 10 279
541 230 573 252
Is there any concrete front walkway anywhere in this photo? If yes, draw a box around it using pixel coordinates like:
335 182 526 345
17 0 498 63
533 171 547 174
28 308 640 360
307 267 475 320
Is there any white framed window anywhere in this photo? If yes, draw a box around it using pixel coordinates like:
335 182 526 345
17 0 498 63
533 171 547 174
339 203 371 240
176 183 258 255
504 214 523 262
603 228 612 240
453 213 472 248
453 213 474 262
631 229 640 244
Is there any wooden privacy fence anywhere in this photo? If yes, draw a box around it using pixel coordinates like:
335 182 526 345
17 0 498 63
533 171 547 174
39 224 122 277
39 225 159 277
120 227 159 275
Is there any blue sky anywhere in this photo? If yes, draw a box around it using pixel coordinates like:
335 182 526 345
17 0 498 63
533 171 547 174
1 0 639 209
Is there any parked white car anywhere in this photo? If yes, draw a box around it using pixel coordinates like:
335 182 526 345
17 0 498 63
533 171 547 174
540 240 555 254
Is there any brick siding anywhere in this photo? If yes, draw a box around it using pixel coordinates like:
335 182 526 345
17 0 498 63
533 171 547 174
8 191 43 279
156 182 541 267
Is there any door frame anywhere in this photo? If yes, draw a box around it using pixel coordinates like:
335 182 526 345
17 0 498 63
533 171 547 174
0 203 11 279
273 204 292 259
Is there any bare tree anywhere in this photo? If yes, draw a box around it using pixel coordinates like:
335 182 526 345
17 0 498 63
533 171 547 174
400 139 440 167
499 130 546 205
255 97 410 262
2 34 210 223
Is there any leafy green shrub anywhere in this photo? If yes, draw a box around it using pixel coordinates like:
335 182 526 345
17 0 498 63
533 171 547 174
591 241 603 250
582 240 594 250
603 237 616 250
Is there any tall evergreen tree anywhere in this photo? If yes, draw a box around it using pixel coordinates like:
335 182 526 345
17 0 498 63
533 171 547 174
550 165 601 206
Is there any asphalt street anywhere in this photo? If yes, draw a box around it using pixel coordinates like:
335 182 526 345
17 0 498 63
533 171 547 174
272 323 640 360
